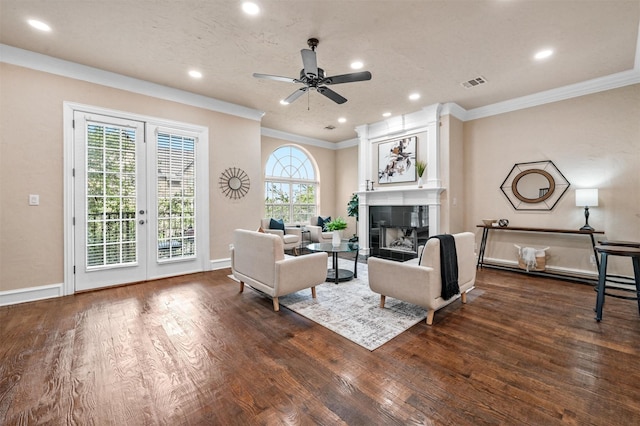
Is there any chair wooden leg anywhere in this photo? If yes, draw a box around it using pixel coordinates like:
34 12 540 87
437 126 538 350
311 287 317 298
461 291 467 304
379 295 386 308
273 297 280 312
239 281 245 293
426 310 435 325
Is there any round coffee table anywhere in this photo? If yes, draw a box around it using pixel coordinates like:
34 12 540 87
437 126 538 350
307 242 359 284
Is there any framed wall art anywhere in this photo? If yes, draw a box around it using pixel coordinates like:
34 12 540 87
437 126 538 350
378 136 417 184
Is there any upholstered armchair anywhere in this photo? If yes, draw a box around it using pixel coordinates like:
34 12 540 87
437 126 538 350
231 229 328 311
307 216 333 243
260 218 302 254
368 232 477 325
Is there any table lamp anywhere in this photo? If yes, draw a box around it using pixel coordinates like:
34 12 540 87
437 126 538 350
575 189 598 231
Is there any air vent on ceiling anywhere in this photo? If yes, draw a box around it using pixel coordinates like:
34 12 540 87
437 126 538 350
324 125 336 130
461 76 487 89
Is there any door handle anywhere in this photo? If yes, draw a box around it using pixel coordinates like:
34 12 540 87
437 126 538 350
139 220 145 225
139 209 145 215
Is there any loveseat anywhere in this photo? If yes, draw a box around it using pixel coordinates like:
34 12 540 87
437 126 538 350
231 229 328 311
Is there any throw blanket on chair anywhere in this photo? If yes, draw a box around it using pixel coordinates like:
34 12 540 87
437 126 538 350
430 234 459 300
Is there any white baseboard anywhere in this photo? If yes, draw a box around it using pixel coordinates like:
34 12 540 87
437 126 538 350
210 257 231 270
482 256 599 279
0 258 231 307
0 283 64 307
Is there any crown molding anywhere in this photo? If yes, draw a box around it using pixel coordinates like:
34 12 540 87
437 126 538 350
0 44 265 122
3 44 637 144
464 68 640 121
261 127 336 149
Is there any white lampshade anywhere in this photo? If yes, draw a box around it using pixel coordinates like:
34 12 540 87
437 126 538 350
575 189 599 207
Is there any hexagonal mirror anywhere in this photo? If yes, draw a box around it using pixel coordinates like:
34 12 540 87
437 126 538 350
500 160 570 210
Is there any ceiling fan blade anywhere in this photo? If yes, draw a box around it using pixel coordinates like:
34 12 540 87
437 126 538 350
317 86 347 104
321 71 372 85
253 73 300 83
282 87 308 104
301 49 318 78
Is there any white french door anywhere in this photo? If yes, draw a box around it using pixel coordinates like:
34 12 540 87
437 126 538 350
71 108 208 292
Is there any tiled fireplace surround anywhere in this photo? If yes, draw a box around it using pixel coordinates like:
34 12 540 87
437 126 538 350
356 104 445 258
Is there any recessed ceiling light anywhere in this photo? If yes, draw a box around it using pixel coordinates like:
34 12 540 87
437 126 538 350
27 19 51 32
382 112 391 117
188 70 202 79
534 49 554 60
338 117 347 123
350 61 363 70
280 99 289 105
409 93 421 101
242 2 260 15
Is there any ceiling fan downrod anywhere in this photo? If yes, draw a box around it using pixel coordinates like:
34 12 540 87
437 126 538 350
307 37 319 51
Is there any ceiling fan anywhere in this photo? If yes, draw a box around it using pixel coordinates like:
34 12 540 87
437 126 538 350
253 38 372 105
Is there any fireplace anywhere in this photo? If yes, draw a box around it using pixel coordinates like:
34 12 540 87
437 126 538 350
369 205 429 261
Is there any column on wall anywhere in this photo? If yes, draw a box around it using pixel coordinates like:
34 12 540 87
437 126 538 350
355 103 446 256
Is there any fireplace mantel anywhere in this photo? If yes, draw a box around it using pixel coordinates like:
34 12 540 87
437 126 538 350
359 186 445 205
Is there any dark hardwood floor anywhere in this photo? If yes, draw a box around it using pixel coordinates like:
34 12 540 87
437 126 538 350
1 267 639 425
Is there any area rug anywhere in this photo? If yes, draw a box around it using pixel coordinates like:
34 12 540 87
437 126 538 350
277 258 427 350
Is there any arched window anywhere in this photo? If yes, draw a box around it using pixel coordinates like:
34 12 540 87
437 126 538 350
265 145 317 223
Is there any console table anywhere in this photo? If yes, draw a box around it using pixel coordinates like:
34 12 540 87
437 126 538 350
476 225 604 283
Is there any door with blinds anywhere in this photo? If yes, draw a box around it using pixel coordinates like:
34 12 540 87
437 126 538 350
73 111 207 292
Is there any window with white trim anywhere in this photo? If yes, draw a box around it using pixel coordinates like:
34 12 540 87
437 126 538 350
264 146 317 223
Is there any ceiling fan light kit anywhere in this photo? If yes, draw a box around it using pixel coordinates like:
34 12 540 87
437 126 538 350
253 38 372 105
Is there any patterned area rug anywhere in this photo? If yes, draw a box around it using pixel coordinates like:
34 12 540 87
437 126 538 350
278 258 427 351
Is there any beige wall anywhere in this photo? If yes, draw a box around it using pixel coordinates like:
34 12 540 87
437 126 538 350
463 84 640 276
261 136 339 224
2 59 637 295
335 145 359 238
0 63 263 292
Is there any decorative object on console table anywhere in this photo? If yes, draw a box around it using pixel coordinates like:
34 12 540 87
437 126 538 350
498 219 509 227
326 217 348 247
575 188 598 231
416 160 426 188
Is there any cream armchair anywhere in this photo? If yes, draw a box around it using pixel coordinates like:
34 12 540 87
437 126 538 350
368 232 476 325
260 218 302 254
307 216 333 243
231 229 328 311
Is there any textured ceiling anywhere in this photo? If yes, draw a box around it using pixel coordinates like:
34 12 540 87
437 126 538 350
1 0 638 142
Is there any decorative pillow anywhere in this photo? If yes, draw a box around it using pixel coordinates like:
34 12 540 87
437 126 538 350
317 216 331 231
269 218 285 231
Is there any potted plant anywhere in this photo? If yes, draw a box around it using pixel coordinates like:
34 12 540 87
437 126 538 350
346 193 359 243
326 216 348 246
416 160 427 188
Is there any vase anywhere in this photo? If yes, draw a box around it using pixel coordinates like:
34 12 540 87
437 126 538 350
417 176 424 188
332 230 342 246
